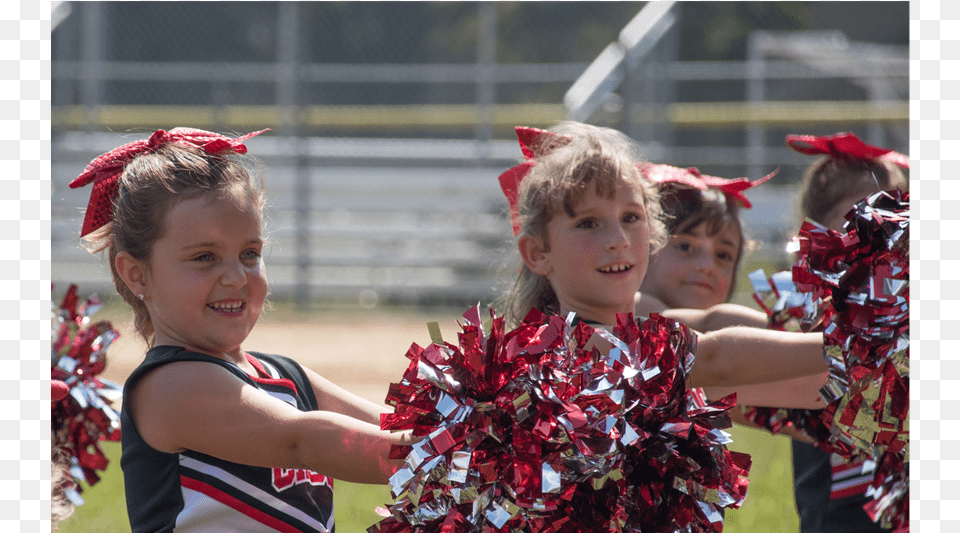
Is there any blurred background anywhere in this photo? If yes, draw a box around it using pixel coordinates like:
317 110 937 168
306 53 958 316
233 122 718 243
51 0 908 310
51 2 908 532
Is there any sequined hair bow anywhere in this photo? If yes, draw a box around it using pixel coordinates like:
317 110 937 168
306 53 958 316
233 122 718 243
497 126 572 236
785 132 909 169
637 162 777 209
69 127 269 237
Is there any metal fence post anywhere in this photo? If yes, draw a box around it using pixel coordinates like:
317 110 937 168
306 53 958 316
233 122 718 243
746 31 768 180
80 2 106 133
476 2 496 159
277 2 310 309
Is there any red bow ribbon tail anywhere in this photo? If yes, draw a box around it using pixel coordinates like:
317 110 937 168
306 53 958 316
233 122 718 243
879 151 910 169
786 133 909 169
499 162 534 236
498 126 574 236
638 163 709 190
79 172 122 236
700 168 778 208
515 127 549 160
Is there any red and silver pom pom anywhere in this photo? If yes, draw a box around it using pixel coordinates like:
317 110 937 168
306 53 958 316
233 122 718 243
51 284 122 506
746 190 908 529
371 306 750 533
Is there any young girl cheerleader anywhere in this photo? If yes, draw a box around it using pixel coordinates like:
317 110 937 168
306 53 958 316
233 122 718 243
70 128 412 533
627 160 822 473
496 121 828 396
627 163 831 412
784 131 908 533
633 163 770 330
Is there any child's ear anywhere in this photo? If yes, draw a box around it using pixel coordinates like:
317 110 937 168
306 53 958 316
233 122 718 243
115 251 149 300
518 234 552 276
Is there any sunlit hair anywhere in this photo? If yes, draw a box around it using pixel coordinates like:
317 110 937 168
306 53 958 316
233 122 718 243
499 122 667 327
81 143 265 345
798 155 907 226
51 428 74 528
656 185 752 302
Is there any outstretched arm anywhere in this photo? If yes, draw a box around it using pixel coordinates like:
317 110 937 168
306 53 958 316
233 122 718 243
304 365 389 426
128 361 410 484
726 407 816 443
702 372 828 409
690 328 826 388
663 302 768 332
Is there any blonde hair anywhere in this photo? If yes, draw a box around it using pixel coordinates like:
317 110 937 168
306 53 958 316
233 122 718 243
51 428 74 528
499 122 667 326
798 155 908 226
82 143 265 345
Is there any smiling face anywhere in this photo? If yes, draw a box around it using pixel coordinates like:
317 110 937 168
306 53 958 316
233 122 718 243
139 192 267 359
639 220 741 310
524 180 652 325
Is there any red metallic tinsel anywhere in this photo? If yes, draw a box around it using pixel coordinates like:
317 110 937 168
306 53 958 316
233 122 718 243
744 190 908 530
51 284 122 506
371 308 750 533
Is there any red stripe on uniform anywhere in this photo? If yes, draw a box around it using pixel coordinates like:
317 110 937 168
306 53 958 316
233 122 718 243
830 482 871 500
831 459 867 479
181 475 306 533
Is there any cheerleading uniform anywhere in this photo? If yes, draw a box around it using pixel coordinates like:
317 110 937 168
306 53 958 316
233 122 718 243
792 441 890 533
120 346 335 533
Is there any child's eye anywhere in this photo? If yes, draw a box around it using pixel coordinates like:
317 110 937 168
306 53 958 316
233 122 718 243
575 218 597 229
242 249 262 261
622 212 641 224
193 252 216 262
717 250 735 262
674 242 692 253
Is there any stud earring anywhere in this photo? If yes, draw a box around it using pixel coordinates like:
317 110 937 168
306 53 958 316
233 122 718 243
138 293 144 300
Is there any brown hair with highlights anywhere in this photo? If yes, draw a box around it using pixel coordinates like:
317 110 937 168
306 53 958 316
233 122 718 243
82 143 265 345
499 122 667 327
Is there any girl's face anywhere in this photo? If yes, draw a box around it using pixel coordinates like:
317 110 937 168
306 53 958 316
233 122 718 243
528 181 652 324
639 221 740 310
141 193 267 359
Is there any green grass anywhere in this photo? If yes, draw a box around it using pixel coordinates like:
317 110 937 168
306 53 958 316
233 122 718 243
61 428 798 533
56 442 128 533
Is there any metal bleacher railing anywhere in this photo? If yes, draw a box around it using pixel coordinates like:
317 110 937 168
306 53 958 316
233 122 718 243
51 2 908 307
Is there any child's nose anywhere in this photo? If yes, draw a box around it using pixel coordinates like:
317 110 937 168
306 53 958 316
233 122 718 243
219 259 248 287
693 251 719 273
606 224 630 250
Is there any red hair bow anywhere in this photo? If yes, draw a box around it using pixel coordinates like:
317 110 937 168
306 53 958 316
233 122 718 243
69 127 269 237
638 162 777 209
498 126 571 236
785 132 909 169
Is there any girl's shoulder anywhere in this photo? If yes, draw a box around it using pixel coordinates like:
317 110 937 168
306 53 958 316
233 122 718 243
125 346 245 397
